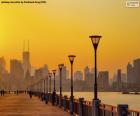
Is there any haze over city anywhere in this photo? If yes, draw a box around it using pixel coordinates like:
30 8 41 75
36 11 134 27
0 0 140 78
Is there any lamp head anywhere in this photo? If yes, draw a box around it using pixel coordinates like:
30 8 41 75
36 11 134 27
58 64 64 70
68 55 76 64
89 35 102 50
52 70 56 75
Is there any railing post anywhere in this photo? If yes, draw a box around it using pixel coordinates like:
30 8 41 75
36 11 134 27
70 96 74 115
79 98 84 116
64 96 67 111
92 99 101 116
45 93 48 104
117 104 128 116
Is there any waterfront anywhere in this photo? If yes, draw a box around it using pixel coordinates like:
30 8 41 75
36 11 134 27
62 92 140 110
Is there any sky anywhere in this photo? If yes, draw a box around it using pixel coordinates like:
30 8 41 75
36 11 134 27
0 0 140 78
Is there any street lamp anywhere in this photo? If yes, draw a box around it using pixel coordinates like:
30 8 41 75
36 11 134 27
58 64 64 107
89 35 102 100
46 75 48 94
48 73 52 93
89 35 102 116
52 70 56 105
68 55 76 115
45 75 49 104
44 79 45 93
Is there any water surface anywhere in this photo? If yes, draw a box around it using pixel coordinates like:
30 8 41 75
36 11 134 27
62 92 140 110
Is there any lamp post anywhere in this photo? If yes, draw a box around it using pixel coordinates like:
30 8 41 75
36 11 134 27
48 73 52 93
89 35 102 116
43 79 46 94
48 73 52 102
58 64 64 107
46 75 48 94
45 75 49 104
52 70 56 105
68 55 76 115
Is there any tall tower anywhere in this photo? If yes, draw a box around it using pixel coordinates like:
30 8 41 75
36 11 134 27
127 63 134 84
22 40 31 77
133 59 140 84
117 69 122 90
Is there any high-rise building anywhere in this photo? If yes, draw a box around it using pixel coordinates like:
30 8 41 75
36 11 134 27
34 65 49 79
133 59 140 83
98 71 109 89
117 69 122 90
35 68 43 78
121 73 127 83
127 63 135 83
84 66 93 90
10 59 24 79
0 57 6 75
62 66 67 81
84 66 91 82
42 64 49 78
74 71 83 81
22 41 31 77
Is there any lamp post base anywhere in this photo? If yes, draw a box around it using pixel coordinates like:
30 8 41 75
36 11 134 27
92 99 101 116
52 91 56 105
59 95 62 107
70 96 74 115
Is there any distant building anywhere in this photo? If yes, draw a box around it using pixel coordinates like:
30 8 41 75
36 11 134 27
133 59 140 83
84 66 93 90
42 64 49 78
121 73 127 83
10 59 24 79
22 41 31 77
127 63 135 83
84 66 91 82
0 57 7 76
35 65 49 79
74 71 83 81
35 68 44 78
117 69 122 90
62 66 67 81
98 71 109 89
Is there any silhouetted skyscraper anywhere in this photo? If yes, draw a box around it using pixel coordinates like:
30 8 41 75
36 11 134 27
133 59 140 83
117 69 122 90
62 66 67 81
74 71 83 81
22 40 31 77
10 59 24 79
0 57 6 75
84 66 91 82
127 63 135 83
98 71 109 89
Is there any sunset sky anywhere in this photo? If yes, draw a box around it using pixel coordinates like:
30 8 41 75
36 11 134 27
0 0 140 78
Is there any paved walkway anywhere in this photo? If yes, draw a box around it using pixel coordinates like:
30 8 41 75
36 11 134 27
0 94 70 116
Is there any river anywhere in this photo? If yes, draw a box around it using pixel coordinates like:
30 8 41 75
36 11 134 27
61 92 140 110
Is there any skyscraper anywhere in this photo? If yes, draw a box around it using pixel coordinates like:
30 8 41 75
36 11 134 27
117 69 122 90
22 40 31 77
84 66 91 82
74 71 83 81
127 63 135 83
0 57 6 76
62 66 67 81
133 59 140 83
98 71 109 89
10 59 24 79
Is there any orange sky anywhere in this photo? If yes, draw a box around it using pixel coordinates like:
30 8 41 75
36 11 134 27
0 0 140 78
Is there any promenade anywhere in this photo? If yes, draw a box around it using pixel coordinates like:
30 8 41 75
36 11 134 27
0 93 70 116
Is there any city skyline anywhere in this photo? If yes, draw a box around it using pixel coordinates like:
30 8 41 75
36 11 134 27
0 48 140 80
